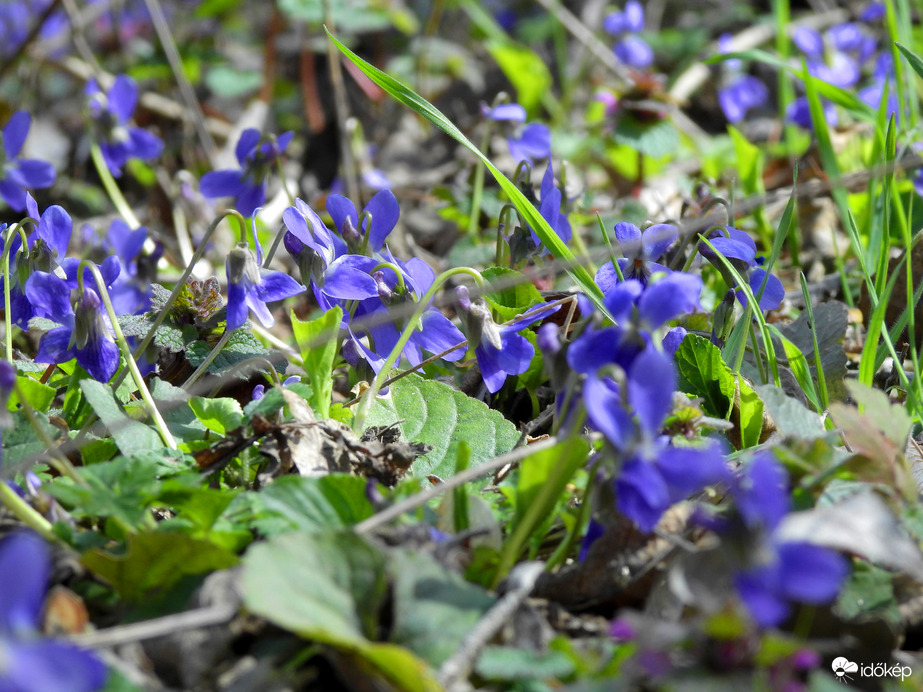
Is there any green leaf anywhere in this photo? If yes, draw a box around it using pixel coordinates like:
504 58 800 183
486 40 551 114
242 531 441 691
188 396 244 435
613 116 678 159
364 374 520 478
291 306 342 419
326 30 608 317
117 314 185 352
0 411 61 474
728 125 764 196
676 335 764 449
835 561 900 624
476 646 576 681
387 549 496 667
753 385 825 439
7 375 55 413
205 65 262 98
896 43 923 82
243 382 314 419
79 380 164 456
186 329 285 376
82 531 238 602
254 474 375 535
481 267 544 322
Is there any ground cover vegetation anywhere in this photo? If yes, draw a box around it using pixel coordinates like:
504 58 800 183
2 0 923 690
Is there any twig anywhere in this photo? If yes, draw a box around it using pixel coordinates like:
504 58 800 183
70 603 238 649
437 561 545 691
354 436 559 535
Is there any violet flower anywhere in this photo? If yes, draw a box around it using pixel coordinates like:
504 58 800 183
25 269 121 383
0 193 72 328
0 111 56 211
200 128 293 217
225 220 305 331
86 75 164 176
792 26 861 88
103 219 161 315
728 455 849 627
483 102 551 164
717 35 768 123
604 1 653 69
698 227 784 310
595 221 678 292
0 531 107 692
326 189 400 254
455 286 557 394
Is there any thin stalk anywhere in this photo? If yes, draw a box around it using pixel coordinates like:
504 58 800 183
182 329 232 391
90 143 142 229
262 222 290 268
0 482 55 541
370 261 406 292
2 224 31 361
352 267 487 433
467 122 494 238
14 381 83 484
77 261 177 449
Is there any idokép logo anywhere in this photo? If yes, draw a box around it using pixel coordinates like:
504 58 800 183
831 657 912 684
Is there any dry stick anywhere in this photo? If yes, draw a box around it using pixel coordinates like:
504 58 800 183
142 0 218 165
437 561 545 691
323 4 361 205
70 602 239 649
353 436 559 535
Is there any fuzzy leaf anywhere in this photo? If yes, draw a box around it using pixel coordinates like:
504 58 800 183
291 306 342 419
80 379 164 456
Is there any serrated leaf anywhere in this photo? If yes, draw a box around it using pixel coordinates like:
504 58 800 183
255 474 374 535
83 530 238 601
0 410 60 474
675 335 764 449
364 374 520 477
119 314 186 352
79 379 164 456
186 329 285 376
291 306 342 419
481 267 544 322
188 396 243 435
613 116 678 159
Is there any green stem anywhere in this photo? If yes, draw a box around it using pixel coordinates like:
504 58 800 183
77 261 177 449
2 223 31 362
0 481 55 541
466 122 494 237
90 142 142 229
370 261 406 293
14 381 84 484
352 267 487 433
262 222 289 268
182 329 232 391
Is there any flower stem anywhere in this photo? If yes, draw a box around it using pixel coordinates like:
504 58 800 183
352 267 486 434
182 328 232 391
14 381 84 485
2 223 31 362
77 261 177 449
466 122 494 238
90 142 142 229
0 481 55 541
262 223 289 268
370 261 406 292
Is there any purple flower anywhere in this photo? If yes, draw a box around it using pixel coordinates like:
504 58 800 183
716 37 769 123
326 189 400 253
786 97 838 130
253 375 300 401
86 75 164 176
25 270 121 382
0 194 72 328
595 222 678 291
200 129 293 217
699 227 784 310
225 222 306 332
483 102 552 164
455 286 557 394
103 219 161 315
0 111 56 211
792 26 860 88
604 2 653 69
533 160 572 245
0 531 107 692
728 455 849 627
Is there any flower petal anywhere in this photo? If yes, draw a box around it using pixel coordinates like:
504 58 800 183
108 75 138 124
127 127 164 161
24 272 73 326
326 194 358 235
363 189 400 251
777 542 849 603
35 326 77 367
77 328 120 382
614 222 642 260
199 170 247 199
616 457 670 532
12 159 56 189
235 128 261 165
3 111 31 159
640 224 678 262
0 531 49 633
3 638 107 692
254 270 305 303
627 344 675 437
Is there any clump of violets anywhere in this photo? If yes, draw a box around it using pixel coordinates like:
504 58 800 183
482 102 551 165
225 219 306 332
716 35 768 123
603 1 653 69
326 189 400 254
86 75 164 177
200 129 294 217
0 531 107 691
595 221 678 293
0 112 56 211
724 455 850 627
